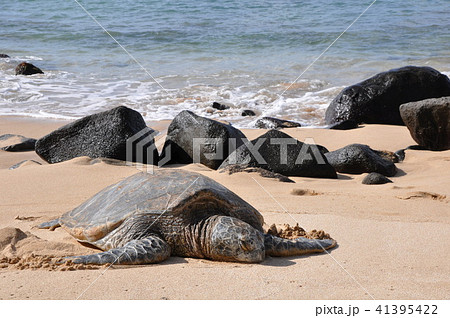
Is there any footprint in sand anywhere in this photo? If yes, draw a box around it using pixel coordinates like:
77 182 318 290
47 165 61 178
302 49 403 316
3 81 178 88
396 191 447 202
290 189 322 196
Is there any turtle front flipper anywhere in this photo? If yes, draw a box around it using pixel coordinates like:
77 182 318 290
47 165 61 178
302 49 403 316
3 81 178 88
37 218 61 231
67 236 171 265
264 234 336 257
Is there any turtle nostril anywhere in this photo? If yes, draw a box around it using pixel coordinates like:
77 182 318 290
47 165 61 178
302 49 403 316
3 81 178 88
240 239 253 252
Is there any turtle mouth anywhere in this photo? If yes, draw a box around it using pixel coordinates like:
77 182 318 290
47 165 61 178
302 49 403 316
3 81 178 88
238 247 265 263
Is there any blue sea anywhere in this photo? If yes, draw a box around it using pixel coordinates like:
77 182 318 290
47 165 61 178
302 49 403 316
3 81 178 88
1 0 449 127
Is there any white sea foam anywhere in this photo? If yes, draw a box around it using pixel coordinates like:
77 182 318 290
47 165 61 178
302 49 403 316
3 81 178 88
0 61 342 128
2 51 448 128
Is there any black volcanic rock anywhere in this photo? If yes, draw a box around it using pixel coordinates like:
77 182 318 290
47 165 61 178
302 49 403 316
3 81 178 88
400 97 450 151
0 54 10 58
327 120 359 130
325 66 450 125
212 102 229 110
0 134 36 152
325 144 397 177
362 172 393 185
219 129 336 179
241 109 256 116
35 106 158 164
159 110 246 170
255 117 301 129
15 62 44 75
221 164 295 183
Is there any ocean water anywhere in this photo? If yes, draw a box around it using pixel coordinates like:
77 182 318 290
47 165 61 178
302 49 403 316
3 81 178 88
0 0 449 127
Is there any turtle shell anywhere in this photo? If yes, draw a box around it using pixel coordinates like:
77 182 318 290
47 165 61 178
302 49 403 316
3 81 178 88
60 169 264 242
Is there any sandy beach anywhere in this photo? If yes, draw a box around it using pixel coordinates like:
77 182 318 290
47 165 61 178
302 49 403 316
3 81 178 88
0 115 449 300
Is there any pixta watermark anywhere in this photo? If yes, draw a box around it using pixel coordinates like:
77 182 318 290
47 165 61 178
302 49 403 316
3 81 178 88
127 128 326 173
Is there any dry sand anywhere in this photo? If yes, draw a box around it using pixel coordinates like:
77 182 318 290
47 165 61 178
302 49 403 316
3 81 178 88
0 116 449 299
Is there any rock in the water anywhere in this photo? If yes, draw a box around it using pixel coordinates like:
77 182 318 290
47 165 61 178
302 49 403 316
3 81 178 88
325 66 450 125
9 160 42 170
0 134 37 152
327 120 359 130
399 97 450 151
35 106 158 164
0 54 10 58
325 144 397 177
15 62 44 75
219 130 337 178
241 109 256 116
362 172 393 185
212 102 229 110
255 117 301 129
159 110 246 170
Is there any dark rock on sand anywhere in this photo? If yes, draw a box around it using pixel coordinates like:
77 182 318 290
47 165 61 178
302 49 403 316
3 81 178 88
35 106 158 164
327 120 359 130
325 144 397 177
362 172 393 185
219 129 337 178
221 164 295 183
0 134 37 152
325 66 450 125
0 54 10 58
241 110 256 116
255 117 301 129
15 62 44 75
159 110 246 170
394 144 430 162
9 160 42 170
394 149 406 162
212 102 229 111
399 97 450 151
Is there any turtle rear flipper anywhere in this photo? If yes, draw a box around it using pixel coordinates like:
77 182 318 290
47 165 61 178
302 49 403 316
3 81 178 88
37 218 61 231
264 234 336 257
66 236 171 265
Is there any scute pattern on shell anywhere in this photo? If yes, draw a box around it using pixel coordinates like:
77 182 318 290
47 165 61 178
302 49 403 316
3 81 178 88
59 169 264 242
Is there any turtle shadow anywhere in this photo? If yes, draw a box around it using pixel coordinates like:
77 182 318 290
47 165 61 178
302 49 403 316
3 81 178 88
262 257 296 267
79 241 103 250
112 256 189 270
261 244 339 267
163 256 189 265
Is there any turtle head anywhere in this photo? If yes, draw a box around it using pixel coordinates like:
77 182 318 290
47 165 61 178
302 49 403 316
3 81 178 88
207 216 265 263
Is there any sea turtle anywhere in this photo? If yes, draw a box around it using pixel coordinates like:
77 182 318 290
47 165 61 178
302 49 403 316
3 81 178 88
38 169 336 264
